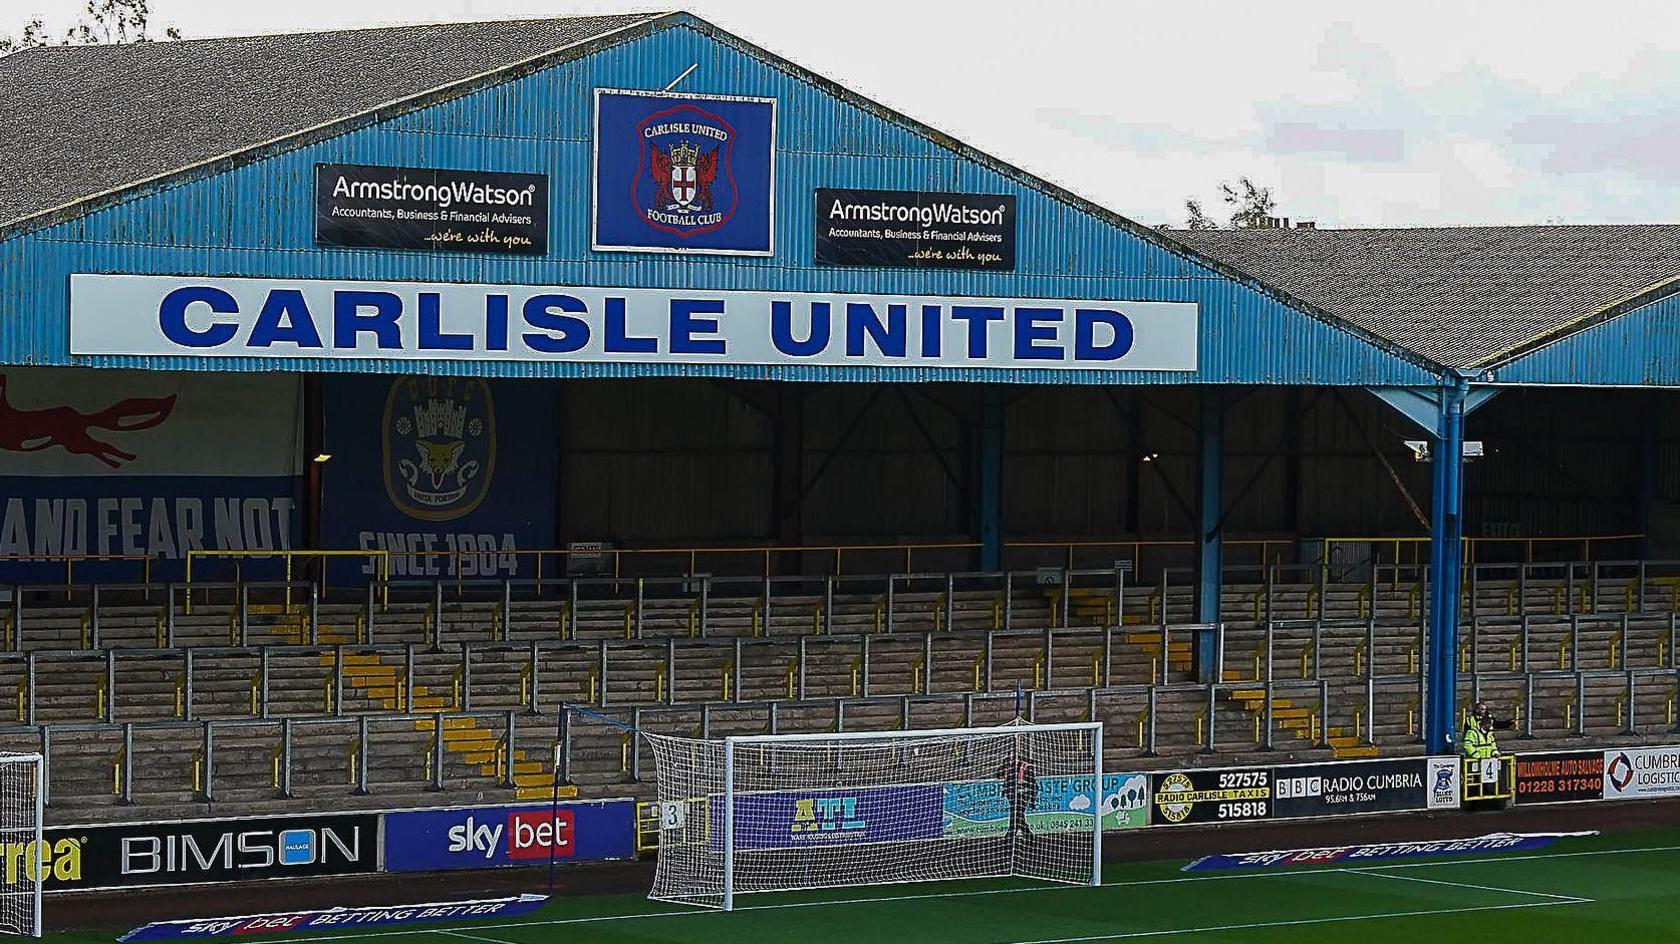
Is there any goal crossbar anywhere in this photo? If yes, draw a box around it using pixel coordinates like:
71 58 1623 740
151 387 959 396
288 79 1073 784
723 721 1102 744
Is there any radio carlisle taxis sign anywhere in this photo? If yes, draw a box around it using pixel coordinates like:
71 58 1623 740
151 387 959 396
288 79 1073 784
1151 768 1271 825
592 89 776 255
315 164 548 255
815 189 1017 270
68 275 1199 373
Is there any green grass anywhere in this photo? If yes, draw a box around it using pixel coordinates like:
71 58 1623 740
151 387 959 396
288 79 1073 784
64 828 1680 943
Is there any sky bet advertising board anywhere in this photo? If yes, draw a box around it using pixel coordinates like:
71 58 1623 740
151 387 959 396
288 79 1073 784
382 801 635 872
592 88 775 255
67 275 1199 374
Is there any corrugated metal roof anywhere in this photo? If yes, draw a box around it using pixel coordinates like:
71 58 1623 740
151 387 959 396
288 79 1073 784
0 13 661 228
1174 225 1680 370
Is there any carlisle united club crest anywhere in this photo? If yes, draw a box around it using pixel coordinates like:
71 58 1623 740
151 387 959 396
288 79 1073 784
382 378 496 522
633 104 738 238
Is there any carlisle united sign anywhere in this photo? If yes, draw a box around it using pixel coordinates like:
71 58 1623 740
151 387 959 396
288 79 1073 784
592 89 776 255
67 274 1199 373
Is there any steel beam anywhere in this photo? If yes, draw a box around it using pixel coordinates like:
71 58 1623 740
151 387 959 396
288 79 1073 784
1425 377 1468 754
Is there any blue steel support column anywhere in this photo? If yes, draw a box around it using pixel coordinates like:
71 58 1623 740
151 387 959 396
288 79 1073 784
978 385 1004 571
1639 392 1659 560
1195 388 1224 680
1425 377 1468 754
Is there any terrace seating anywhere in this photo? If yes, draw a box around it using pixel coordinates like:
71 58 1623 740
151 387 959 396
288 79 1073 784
0 560 1673 822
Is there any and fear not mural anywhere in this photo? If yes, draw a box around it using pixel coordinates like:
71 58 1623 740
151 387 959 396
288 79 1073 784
320 376 559 581
0 368 303 580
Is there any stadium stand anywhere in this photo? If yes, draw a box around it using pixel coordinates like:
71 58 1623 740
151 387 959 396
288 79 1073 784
0 556 1671 822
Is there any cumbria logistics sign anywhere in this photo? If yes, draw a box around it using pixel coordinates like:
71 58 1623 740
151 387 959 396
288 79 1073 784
68 274 1199 373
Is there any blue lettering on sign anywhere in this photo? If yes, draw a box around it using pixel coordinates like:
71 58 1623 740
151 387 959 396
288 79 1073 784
126 280 1183 370
1076 309 1134 361
520 295 590 354
846 303 907 358
484 295 510 352
418 293 473 351
950 305 1005 357
771 300 830 357
158 286 240 347
603 297 657 353
333 290 403 350
669 299 726 355
248 289 323 349
1014 307 1063 361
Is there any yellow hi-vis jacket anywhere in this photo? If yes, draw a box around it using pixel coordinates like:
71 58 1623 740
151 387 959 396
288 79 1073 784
1462 720 1499 759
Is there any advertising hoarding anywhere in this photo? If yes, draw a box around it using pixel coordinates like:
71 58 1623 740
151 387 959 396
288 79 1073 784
315 163 548 255
382 801 635 872
1603 746 1680 800
728 785 944 850
814 188 1016 270
1515 751 1604 804
1271 758 1440 818
941 772 1148 837
1150 768 1271 825
38 812 378 892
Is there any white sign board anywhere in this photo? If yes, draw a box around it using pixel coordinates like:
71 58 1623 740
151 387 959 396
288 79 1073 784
1604 746 1680 799
69 274 1199 373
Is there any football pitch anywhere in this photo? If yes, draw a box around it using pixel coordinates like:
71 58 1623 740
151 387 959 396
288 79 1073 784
61 827 1680 944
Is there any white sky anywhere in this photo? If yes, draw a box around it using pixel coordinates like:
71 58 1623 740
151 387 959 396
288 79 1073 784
5 0 1679 228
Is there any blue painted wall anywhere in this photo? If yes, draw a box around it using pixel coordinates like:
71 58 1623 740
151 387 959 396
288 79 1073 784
0 20 1436 387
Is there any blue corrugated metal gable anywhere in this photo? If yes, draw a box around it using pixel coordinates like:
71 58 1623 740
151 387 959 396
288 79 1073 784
0 18 1439 386
1490 290 1680 385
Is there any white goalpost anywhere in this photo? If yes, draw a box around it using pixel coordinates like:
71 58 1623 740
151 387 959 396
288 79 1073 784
643 722 1103 910
0 753 43 937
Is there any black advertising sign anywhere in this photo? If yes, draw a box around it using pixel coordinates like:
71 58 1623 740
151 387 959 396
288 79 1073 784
316 163 548 254
1272 759 1446 818
34 812 378 891
1151 768 1271 825
1515 751 1605 804
814 188 1016 270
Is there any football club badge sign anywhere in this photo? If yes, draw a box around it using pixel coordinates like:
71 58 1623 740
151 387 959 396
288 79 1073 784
381 377 497 522
593 88 776 256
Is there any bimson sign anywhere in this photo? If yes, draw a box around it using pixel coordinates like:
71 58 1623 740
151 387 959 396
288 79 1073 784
68 274 1199 373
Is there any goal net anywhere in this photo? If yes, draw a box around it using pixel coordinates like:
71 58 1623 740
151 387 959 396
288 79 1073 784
0 753 42 937
644 722 1102 910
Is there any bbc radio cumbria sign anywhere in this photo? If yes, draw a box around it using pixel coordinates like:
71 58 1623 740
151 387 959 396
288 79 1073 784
68 275 1198 373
